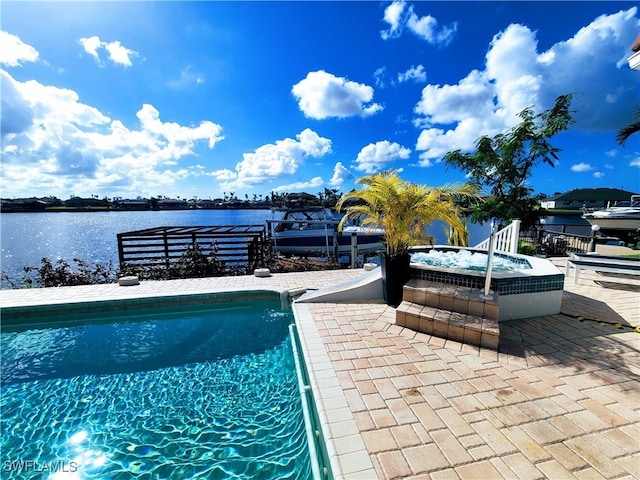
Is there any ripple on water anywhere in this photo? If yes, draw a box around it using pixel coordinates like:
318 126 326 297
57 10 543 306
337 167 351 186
1 338 312 479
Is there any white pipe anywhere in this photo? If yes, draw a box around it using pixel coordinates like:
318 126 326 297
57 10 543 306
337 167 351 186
480 218 498 300
351 232 357 269
289 324 322 480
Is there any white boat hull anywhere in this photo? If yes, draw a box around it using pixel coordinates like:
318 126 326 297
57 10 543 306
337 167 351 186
267 208 385 257
583 216 640 231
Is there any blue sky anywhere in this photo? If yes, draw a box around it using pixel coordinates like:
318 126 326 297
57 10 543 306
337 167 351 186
1 1 639 201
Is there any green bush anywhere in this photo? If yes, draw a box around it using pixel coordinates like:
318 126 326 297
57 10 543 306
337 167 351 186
517 240 537 256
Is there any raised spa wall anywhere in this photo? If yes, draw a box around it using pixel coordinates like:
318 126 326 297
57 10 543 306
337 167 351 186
409 246 565 321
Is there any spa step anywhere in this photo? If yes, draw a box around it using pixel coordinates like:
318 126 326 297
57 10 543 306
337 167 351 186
395 280 500 349
401 279 499 319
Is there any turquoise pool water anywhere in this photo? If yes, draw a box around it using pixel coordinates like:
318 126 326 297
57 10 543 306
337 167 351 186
1 299 312 479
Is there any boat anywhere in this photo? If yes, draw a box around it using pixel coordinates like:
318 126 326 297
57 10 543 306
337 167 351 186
266 208 385 256
582 195 640 234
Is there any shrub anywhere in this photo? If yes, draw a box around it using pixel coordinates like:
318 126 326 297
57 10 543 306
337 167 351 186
16 258 116 288
517 240 538 256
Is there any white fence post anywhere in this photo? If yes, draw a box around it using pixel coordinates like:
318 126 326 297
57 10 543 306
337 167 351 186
509 220 521 254
474 219 521 254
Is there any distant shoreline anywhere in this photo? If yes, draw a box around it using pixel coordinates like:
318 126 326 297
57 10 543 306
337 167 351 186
0 207 588 215
0 206 276 213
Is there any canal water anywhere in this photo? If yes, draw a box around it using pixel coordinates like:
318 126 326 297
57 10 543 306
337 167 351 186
0 210 589 288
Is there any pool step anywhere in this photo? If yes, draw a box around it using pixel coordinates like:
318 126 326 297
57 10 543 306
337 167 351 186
396 279 500 349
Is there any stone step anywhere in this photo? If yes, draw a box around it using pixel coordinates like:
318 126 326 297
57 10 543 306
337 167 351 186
402 279 499 319
396 301 500 349
396 280 500 349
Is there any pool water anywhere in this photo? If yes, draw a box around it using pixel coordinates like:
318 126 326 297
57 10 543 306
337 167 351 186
1 300 312 479
411 249 532 272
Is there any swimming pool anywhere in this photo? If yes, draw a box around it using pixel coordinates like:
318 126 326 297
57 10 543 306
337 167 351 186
1 298 313 479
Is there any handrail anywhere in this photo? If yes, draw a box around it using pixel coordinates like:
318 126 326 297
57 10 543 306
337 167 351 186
474 219 521 254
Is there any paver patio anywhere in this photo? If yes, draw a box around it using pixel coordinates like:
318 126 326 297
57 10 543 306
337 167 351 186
1 257 638 479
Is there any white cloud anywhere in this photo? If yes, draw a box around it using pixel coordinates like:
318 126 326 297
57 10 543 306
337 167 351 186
593 172 605 178
413 8 639 165
605 149 618 158
0 69 224 197
380 0 406 40
354 140 411 173
330 162 351 186
273 176 324 192
374 66 388 88
414 70 495 126
167 66 205 89
78 36 102 61
0 31 39 66
214 129 332 190
398 65 426 84
571 162 594 172
406 7 457 45
78 36 138 67
291 70 383 120
380 1 457 45
630 157 640 168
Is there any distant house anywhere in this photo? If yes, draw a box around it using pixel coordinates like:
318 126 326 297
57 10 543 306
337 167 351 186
0 198 48 212
64 197 109 208
195 199 221 209
157 198 189 210
283 192 318 208
540 188 638 210
114 199 151 210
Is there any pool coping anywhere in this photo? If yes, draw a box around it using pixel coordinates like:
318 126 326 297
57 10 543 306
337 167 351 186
293 302 377 479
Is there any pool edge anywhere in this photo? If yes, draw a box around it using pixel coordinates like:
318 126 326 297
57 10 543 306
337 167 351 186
293 302 377 479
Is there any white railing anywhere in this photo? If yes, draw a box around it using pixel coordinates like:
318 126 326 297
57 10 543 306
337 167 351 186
474 219 521 254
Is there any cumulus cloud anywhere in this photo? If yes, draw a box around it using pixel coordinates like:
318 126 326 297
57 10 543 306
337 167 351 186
291 70 383 120
0 31 39 66
593 172 605 178
571 162 594 172
381 1 457 45
398 64 426 84
0 69 224 197
273 176 324 192
413 8 639 165
380 0 406 40
78 36 138 67
330 162 351 186
1 70 34 136
354 140 411 173
214 129 332 190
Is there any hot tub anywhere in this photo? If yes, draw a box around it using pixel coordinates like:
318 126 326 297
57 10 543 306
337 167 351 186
409 246 565 321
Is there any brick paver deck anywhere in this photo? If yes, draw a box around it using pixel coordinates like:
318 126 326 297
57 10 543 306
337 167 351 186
1 258 638 479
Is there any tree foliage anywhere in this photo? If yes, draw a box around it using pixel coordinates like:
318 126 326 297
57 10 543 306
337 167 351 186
335 171 480 255
616 106 640 147
443 94 575 229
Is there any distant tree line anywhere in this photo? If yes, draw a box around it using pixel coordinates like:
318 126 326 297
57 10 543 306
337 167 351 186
0 188 345 212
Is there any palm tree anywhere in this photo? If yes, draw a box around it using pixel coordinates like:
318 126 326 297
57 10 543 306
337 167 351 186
616 107 640 146
336 171 480 256
335 171 481 305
